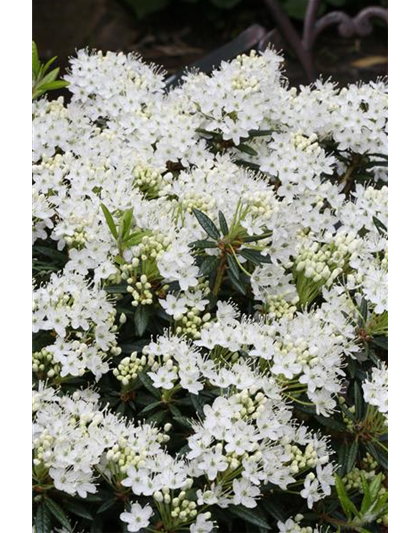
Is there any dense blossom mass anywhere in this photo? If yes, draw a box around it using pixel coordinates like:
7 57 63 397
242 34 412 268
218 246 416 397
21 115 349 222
33 48 388 532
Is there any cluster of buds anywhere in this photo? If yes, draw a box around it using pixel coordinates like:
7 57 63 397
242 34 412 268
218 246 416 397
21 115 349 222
242 190 275 220
264 295 297 321
153 482 199 527
63 226 90 250
343 453 381 491
113 352 146 389
232 388 267 421
292 132 320 155
296 232 360 286
32 347 61 379
174 308 211 340
133 165 167 200
276 337 319 370
180 192 215 214
33 430 54 469
285 442 319 475
133 232 171 262
107 431 171 476
127 272 154 307
338 397 356 430
282 514 317 533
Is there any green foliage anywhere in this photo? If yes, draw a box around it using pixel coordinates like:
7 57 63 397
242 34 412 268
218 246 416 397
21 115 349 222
333 473 388 531
32 41 68 100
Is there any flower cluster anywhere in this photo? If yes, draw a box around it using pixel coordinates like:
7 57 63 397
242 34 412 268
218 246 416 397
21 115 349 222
32 47 388 532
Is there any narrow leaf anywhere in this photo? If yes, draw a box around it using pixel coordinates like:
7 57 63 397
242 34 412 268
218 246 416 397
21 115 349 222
134 305 152 337
226 253 241 280
44 497 72 531
228 505 270 529
199 256 219 276
218 211 229 235
346 440 359 474
100 204 118 239
192 208 220 240
35 504 52 533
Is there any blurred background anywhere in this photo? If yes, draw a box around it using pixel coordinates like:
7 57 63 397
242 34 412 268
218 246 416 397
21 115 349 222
33 0 387 87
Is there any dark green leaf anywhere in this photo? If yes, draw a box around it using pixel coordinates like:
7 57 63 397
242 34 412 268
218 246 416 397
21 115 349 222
138 373 161 399
192 208 220 240
227 267 247 295
104 284 128 294
372 216 387 235
371 336 388 350
261 498 286 522
44 497 72 531
354 381 364 420
134 305 152 337
141 401 162 414
35 504 52 533
189 239 219 249
97 498 117 514
101 204 118 239
199 256 219 276
314 415 346 432
173 416 192 428
228 505 270 529
65 500 93 520
218 211 229 235
236 143 258 157
226 253 241 280
239 248 271 264
346 440 359 474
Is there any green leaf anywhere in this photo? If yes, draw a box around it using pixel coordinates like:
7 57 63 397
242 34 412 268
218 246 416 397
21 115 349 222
40 80 69 91
192 208 220 240
369 473 384 502
372 216 387 235
218 211 229 236
134 305 152 337
189 239 219 249
371 336 388 350
335 474 359 519
360 474 372 514
65 499 93 520
199 256 219 276
32 41 40 76
121 208 134 240
39 67 60 86
44 497 72 531
228 505 270 529
261 498 286 522
226 253 241 280
104 284 128 294
236 143 258 157
346 440 359 474
97 498 117 514
138 373 161 399
123 231 144 248
248 129 276 138
141 401 163 414
239 248 271 264
227 268 247 295
365 442 388 471
354 381 364 419
314 415 346 432
100 204 118 239
35 504 52 533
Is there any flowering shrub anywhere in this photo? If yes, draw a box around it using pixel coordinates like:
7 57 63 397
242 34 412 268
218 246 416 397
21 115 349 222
32 48 388 532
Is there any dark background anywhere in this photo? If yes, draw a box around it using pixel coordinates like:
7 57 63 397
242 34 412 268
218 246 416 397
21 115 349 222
33 0 387 87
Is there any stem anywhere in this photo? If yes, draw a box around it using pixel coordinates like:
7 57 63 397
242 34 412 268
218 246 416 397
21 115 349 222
213 256 227 296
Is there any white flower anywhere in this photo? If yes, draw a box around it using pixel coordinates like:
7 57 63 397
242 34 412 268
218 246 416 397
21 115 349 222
190 513 215 533
120 502 153 532
232 477 260 508
362 362 388 416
